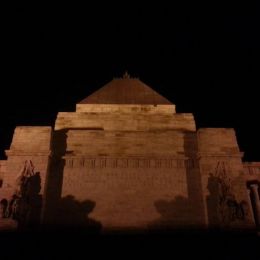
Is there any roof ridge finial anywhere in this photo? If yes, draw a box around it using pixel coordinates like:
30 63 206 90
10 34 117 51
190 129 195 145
122 71 130 79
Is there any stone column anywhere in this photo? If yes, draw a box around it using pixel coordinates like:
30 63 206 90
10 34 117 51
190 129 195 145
247 189 255 224
249 184 260 227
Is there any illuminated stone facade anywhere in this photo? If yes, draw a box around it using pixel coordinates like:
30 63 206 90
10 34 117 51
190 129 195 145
0 75 259 232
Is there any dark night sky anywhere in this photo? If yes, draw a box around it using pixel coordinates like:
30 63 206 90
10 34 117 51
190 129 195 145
1 3 259 161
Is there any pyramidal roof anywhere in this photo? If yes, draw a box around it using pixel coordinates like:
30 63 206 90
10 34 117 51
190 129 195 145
79 73 172 105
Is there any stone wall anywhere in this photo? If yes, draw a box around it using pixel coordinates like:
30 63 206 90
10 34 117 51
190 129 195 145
45 127 206 231
0 127 52 208
2 125 257 232
1 121 258 232
59 156 205 230
197 128 255 229
45 126 257 231
0 126 52 229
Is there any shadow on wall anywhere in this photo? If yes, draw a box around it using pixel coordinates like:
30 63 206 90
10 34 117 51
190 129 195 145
21 172 42 230
148 133 206 231
11 172 42 230
43 129 67 224
149 196 192 231
54 195 102 232
183 132 206 226
206 173 220 226
43 129 102 233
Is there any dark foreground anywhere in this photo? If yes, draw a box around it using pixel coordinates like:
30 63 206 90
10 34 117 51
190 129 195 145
0 229 259 259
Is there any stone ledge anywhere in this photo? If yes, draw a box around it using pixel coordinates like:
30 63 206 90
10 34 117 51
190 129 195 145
197 152 244 159
5 150 52 156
